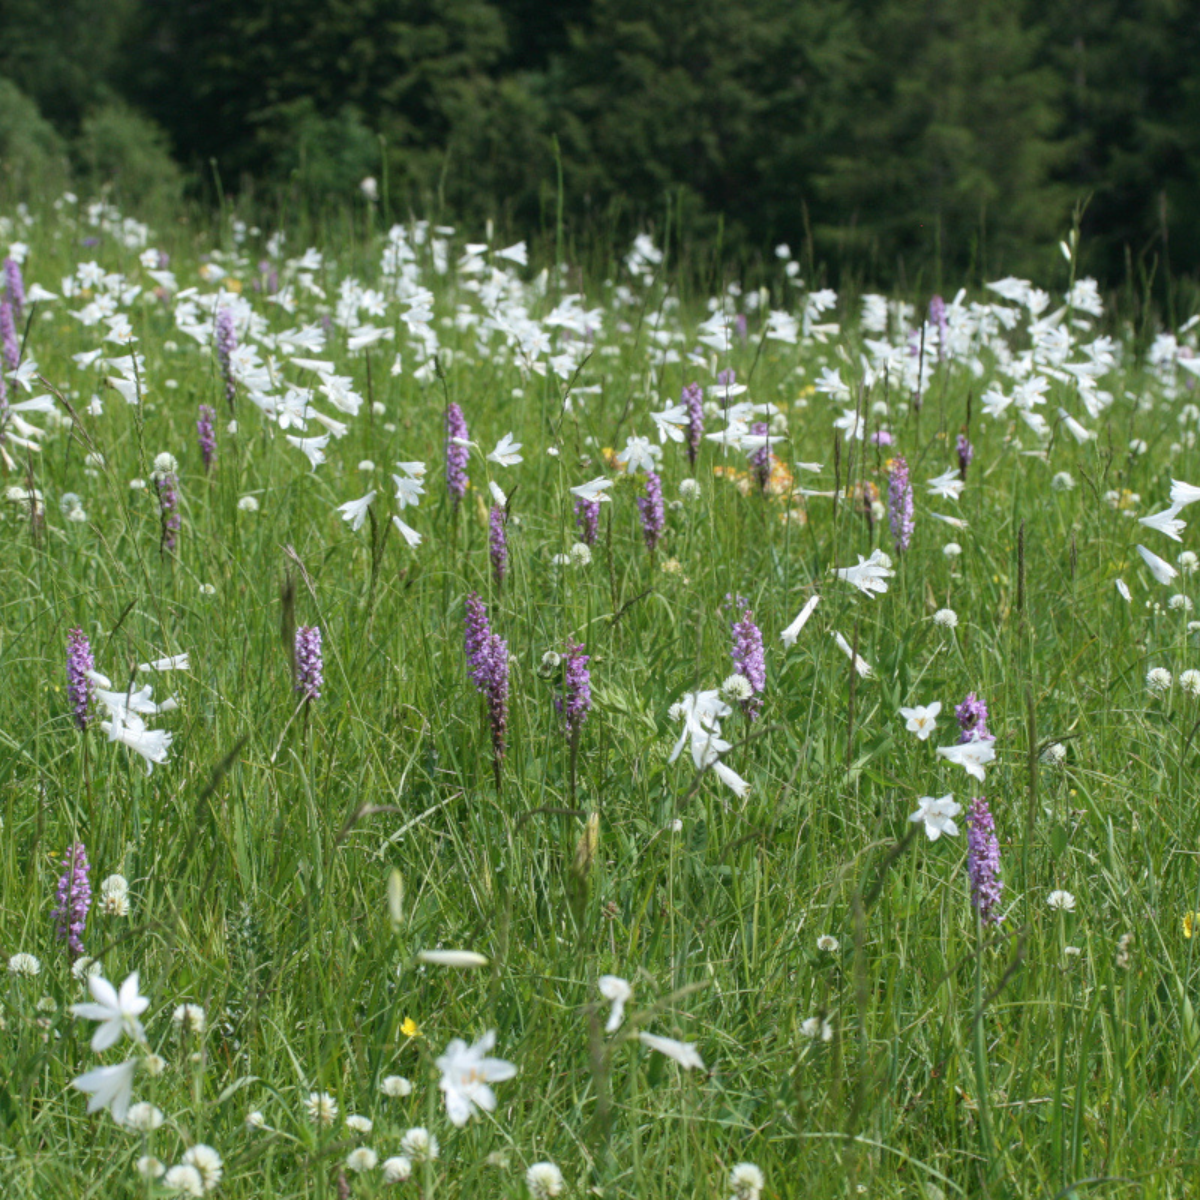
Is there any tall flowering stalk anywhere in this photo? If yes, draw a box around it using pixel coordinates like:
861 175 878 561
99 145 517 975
637 471 665 555
929 294 948 359
445 403 469 510
966 798 1003 924
887 456 914 554
154 471 181 554
957 433 974 479
557 642 591 739
464 593 509 787
295 626 324 702
574 497 600 546
956 692 993 743
489 505 508 588
67 628 95 731
215 308 237 412
197 405 216 471
5 257 25 323
0 297 18 371
729 596 766 718
750 422 771 494
682 382 704 466
51 843 92 958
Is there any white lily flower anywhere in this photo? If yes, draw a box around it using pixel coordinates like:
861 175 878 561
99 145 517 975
488 480 507 507
72 1059 138 1124
832 631 873 677
899 701 941 741
570 477 613 504
638 1032 705 1070
1138 505 1186 542
392 515 422 547
337 490 376 532
1057 408 1096 443
1137 543 1178 585
436 1031 517 1127
487 432 523 467
417 950 489 968
650 403 690 444
926 468 965 501
935 739 995 781
832 548 894 598
615 436 662 473
1115 578 1131 602
69 971 149 1051
908 794 962 840
101 713 173 774
137 654 189 673
392 473 425 509
285 432 331 470
395 461 427 478
780 595 820 647
1170 479 1200 508
598 975 632 1033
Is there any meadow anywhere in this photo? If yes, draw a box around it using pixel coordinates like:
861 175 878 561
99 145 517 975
2 197 1200 1199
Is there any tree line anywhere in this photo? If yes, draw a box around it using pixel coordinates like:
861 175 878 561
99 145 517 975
0 0 1196 289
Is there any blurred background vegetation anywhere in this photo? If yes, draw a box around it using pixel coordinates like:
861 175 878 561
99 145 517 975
1 0 1197 289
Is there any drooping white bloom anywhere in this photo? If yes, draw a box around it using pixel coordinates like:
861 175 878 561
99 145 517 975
69 971 149 1051
668 690 732 769
1057 408 1095 443
1139 505 1186 541
615 436 662 473
1137 543 1178 585
1170 479 1200 508
488 480 508 507
488 432 524 467
417 949 489 968
137 654 190 673
780 595 820 647
831 631 873 678
832 548 894 598
570 477 613 504
1115 578 1131 602
926 468 965 501
711 759 751 798
650 403 690 443
935 739 995 782
930 511 968 529
337 490 376 531
102 713 173 774
638 1031 705 1070
284 432 331 470
392 516 422 547
72 1059 138 1124
435 1030 517 1126
899 701 941 741
908 794 962 841
598 975 633 1033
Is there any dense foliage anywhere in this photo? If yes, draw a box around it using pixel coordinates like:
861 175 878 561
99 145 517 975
0 0 1199 287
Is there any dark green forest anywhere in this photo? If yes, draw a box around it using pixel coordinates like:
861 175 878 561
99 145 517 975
1 0 1198 287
